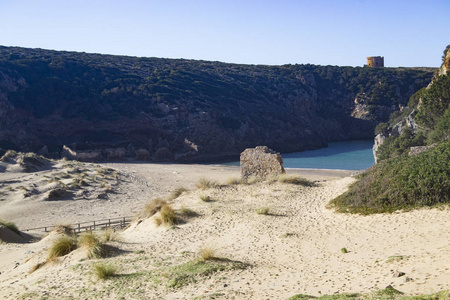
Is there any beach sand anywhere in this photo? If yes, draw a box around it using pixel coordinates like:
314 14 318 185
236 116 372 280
0 161 448 299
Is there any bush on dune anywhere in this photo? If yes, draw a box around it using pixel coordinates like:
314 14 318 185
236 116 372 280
328 142 450 214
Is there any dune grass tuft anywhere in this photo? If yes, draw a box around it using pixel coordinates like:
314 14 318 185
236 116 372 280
47 235 78 260
93 262 117 280
54 224 73 235
168 187 188 200
29 262 46 274
78 231 108 259
0 219 21 236
275 174 315 186
196 177 218 190
101 228 118 242
154 204 177 227
179 206 198 218
225 177 243 185
140 198 167 218
256 207 270 215
198 245 216 261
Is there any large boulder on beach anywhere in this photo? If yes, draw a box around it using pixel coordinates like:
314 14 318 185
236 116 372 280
240 146 285 180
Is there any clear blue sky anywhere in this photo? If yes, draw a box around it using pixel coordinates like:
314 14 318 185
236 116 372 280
0 0 448 67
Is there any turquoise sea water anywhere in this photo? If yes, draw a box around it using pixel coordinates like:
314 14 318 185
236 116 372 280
223 140 375 170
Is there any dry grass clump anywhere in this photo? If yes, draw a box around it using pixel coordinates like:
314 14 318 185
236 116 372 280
256 207 270 215
275 174 315 186
93 262 117 280
154 204 177 227
54 224 73 235
101 228 118 242
168 187 188 200
244 176 264 185
225 177 243 185
140 198 167 218
29 262 46 274
196 177 218 190
47 235 78 260
0 219 21 236
78 231 108 259
179 206 198 218
198 245 216 261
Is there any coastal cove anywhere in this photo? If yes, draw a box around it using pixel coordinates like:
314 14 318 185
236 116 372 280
221 140 375 170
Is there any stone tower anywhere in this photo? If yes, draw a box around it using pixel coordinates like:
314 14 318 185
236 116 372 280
366 56 384 68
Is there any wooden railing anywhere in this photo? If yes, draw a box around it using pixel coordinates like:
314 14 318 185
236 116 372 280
23 216 133 233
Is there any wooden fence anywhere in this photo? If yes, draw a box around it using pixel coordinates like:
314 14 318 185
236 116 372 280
23 216 133 233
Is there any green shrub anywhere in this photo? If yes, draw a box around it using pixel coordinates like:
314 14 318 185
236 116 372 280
329 142 450 214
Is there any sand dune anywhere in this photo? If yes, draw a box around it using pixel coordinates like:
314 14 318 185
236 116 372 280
0 161 448 299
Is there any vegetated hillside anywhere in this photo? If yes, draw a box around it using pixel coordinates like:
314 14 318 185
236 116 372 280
329 45 450 214
0 46 433 162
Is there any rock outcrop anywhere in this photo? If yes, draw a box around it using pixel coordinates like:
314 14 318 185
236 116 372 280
240 146 285 180
409 144 437 156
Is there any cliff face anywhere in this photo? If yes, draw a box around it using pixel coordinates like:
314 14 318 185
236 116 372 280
0 46 433 162
373 45 450 162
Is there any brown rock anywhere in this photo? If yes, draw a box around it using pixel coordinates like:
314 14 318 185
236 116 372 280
240 146 285 180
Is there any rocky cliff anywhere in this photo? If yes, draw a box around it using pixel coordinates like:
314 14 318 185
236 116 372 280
0 46 433 162
373 45 450 162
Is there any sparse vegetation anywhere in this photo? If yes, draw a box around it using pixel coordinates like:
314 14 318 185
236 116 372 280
154 204 177 227
165 258 248 288
179 206 198 218
385 255 405 263
78 231 108 259
29 262 46 274
168 187 188 200
101 228 118 242
47 235 78 260
196 177 218 190
225 177 243 185
256 207 270 215
92 262 117 280
341 248 348 254
140 198 167 218
280 233 297 238
288 286 441 299
275 174 315 186
53 224 73 235
198 246 216 261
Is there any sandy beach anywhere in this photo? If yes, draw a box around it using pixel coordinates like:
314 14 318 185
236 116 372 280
0 160 449 299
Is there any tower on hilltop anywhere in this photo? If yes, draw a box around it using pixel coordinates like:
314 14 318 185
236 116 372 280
366 56 384 68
